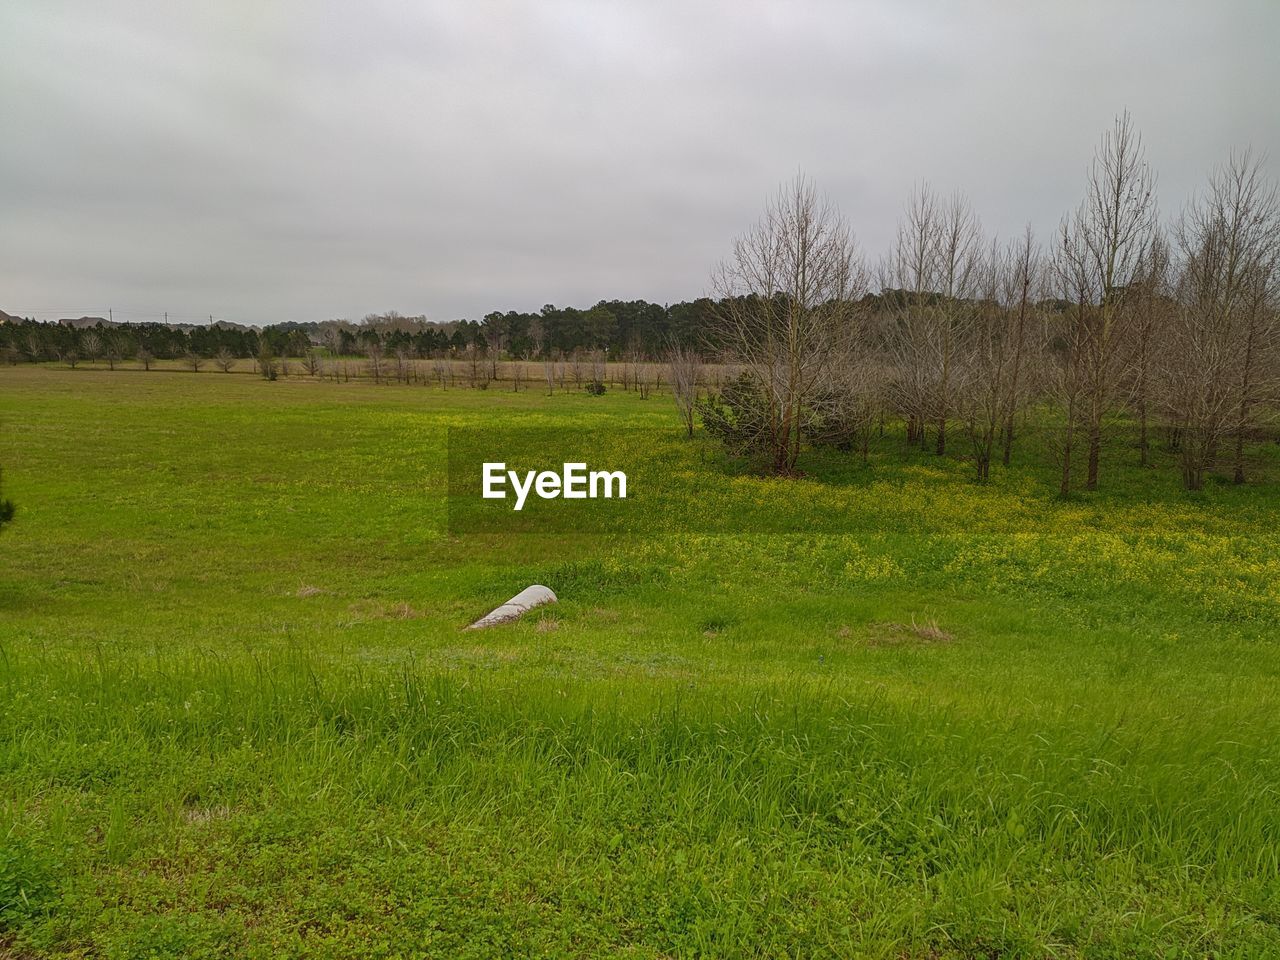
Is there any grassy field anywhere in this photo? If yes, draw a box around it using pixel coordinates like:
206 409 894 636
2 367 1280 959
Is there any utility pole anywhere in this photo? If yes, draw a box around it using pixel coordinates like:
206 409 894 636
109 308 113 324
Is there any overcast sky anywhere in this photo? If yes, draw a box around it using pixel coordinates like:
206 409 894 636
2 1 1278 325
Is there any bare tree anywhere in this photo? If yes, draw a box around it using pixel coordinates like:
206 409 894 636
81 331 103 364
23 332 44 363
137 347 154 371
320 324 344 357
929 192 984 454
367 342 385 383
464 344 487 388
1127 230 1172 466
1156 291 1235 490
1049 221 1093 496
184 351 204 372
1230 275 1280 483
950 233 1047 481
395 347 412 383
622 350 640 392
1162 150 1280 488
1222 154 1280 483
880 186 982 454
1054 111 1158 492
103 335 121 370
999 226 1044 466
881 185 941 449
301 349 322 377
214 347 236 373
709 173 867 474
956 242 1009 480
668 344 702 437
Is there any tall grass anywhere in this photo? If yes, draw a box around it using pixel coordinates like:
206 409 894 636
1 368 1279 957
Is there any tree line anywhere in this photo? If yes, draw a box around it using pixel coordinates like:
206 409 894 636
697 113 1280 492
0 299 726 367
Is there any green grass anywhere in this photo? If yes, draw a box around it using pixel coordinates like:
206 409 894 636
2 366 1280 958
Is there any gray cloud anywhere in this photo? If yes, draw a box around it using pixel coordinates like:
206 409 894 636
2 0 1277 324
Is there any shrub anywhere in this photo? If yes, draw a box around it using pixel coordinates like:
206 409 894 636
257 340 278 381
0 466 13 531
697 372 774 464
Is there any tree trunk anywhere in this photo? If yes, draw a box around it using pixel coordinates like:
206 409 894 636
1138 396 1149 467
1085 423 1101 490
1060 438 1073 497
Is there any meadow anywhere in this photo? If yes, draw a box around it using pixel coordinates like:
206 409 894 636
2 366 1280 959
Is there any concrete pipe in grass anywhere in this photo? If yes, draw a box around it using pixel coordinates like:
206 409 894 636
467 585 557 629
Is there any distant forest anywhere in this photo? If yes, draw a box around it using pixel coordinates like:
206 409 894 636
1 290 1070 366
0 299 738 363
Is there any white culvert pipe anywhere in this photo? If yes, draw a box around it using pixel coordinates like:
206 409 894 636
466 584 557 629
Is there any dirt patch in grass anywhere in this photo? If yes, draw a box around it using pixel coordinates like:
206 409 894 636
862 618 956 646
700 616 734 637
